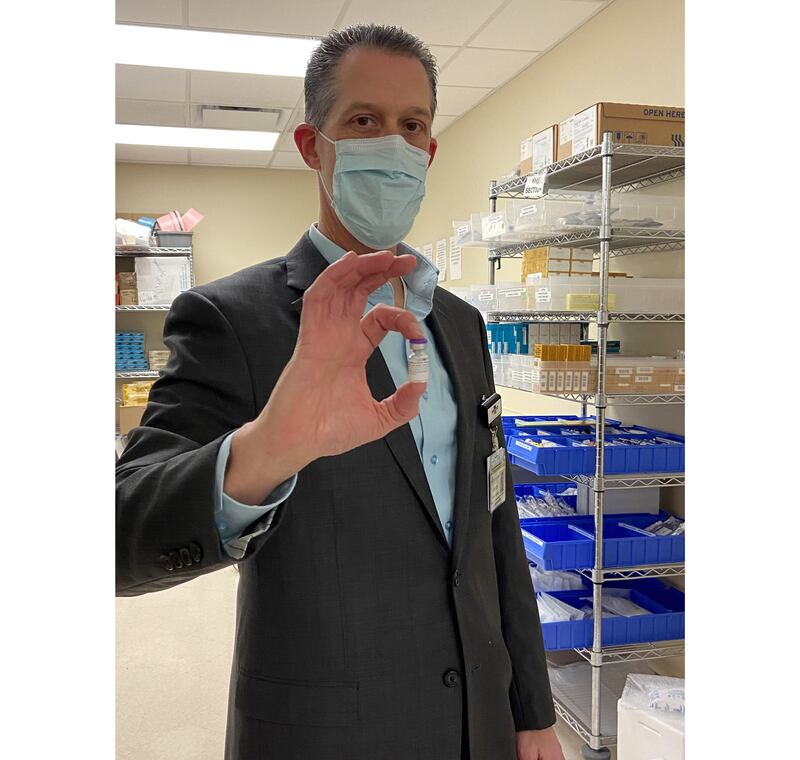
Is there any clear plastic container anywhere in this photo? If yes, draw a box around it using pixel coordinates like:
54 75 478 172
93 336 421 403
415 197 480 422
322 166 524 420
470 283 497 313
526 274 621 312
452 213 486 244
496 283 528 310
612 278 684 313
507 191 685 237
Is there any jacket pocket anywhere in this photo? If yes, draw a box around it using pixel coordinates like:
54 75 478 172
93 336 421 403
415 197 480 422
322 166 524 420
235 668 359 727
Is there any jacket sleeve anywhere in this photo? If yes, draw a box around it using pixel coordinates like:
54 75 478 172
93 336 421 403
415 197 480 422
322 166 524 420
116 288 271 596
477 310 557 731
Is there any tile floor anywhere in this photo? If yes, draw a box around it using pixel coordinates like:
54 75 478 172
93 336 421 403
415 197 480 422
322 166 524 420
117 566 615 760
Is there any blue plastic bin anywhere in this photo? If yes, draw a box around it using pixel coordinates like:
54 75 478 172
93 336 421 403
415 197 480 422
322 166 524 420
537 578 685 650
521 512 684 569
514 482 577 509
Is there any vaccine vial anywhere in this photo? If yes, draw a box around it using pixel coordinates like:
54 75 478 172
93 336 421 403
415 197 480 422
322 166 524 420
407 338 429 383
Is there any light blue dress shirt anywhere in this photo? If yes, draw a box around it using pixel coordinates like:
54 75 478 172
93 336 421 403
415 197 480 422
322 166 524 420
213 224 459 555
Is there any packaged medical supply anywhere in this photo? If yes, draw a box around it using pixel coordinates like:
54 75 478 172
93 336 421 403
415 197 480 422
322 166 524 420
529 565 584 592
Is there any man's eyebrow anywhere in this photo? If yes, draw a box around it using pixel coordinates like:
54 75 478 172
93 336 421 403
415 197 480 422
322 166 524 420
342 102 432 119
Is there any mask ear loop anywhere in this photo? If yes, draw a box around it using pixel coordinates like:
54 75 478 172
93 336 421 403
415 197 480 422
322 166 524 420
315 128 336 211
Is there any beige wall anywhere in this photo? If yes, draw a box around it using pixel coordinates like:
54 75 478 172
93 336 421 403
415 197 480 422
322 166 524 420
116 163 320 286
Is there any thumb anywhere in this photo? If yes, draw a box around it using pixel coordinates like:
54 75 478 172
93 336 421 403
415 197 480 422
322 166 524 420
376 381 426 431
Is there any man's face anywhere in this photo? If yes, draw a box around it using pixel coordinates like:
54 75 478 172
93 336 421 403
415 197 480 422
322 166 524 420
297 47 438 184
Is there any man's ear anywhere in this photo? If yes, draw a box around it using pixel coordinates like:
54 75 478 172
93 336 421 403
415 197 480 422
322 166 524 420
294 123 322 170
427 138 438 167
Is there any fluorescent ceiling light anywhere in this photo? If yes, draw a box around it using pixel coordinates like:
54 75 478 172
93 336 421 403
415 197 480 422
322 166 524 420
115 24 319 77
115 124 279 151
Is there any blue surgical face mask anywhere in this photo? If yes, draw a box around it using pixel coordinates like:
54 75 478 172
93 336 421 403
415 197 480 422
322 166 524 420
317 130 429 250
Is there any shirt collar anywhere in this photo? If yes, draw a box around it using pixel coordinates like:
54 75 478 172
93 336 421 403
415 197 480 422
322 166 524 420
307 223 437 319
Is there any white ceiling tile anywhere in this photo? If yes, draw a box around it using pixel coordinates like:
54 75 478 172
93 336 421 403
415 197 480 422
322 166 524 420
270 152 312 170
470 0 604 51
432 114 458 137
190 71 303 109
187 0 344 37
116 144 189 163
276 131 300 151
116 65 187 102
341 0 506 46
189 148 272 167
429 46 460 70
439 48 538 88
116 99 187 128
116 0 184 25
435 85 492 116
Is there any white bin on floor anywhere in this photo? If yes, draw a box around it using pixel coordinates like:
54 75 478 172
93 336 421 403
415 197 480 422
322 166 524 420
617 674 685 760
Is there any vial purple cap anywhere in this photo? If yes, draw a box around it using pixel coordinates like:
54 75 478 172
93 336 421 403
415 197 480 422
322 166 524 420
410 338 427 345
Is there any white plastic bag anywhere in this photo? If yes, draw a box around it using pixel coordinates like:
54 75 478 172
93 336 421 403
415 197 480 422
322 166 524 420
621 673 685 716
116 218 152 247
536 592 586 623
530 565 584 592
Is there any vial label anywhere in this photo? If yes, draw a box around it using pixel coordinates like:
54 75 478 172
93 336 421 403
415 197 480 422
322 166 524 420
408 355 429 383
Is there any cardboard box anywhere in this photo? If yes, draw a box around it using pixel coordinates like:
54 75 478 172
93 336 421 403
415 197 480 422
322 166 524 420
118 271 137 289
557 102 685 160
118 404 146 435
135 256 192 305
521 125 558 174
119 289 138 305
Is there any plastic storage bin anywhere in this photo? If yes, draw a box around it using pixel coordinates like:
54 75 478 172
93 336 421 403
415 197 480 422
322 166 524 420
155 231 193 246
526 274 620 312
521 511 684 570
514 482 578 510
537 578 685 650
495 283 528 310
470 284 497 313
507 432 685 475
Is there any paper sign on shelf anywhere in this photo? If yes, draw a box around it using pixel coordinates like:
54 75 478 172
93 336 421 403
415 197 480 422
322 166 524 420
449 236 462 281
435 238 447 282
523 169 547 198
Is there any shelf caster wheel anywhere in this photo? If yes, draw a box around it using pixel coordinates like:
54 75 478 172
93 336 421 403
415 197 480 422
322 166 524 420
581 744 610 760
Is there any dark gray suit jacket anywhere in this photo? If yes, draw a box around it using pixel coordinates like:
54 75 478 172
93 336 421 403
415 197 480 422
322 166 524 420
116 234 555 760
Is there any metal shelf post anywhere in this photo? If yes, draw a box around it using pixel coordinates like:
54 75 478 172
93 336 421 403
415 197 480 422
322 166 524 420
488 180 497 284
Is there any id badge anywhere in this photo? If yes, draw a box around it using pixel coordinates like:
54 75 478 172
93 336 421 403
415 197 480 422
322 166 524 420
487 447 506 513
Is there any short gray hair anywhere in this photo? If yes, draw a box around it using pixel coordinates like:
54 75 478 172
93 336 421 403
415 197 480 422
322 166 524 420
304 24 438 128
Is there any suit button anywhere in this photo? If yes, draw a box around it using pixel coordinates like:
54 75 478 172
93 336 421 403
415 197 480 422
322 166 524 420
179 547 192 566
169 550 183 569
159 554 174 572
453 570 462 587
189 542 203 563
443 670 460 688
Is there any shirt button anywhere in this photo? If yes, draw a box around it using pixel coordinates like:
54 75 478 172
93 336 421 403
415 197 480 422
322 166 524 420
423 392 429 400
430 454 439 465
218 521 228 532
445 521 453 531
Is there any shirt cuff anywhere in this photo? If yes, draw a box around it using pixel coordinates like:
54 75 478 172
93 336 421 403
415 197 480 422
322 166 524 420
214 431 298 544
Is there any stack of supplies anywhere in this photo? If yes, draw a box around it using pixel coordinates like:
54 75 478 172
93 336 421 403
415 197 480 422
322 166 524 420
532 343 592 394
600 355 685 394
148 349 170 371
521 246 595 279
117 271 137 306
116 332 146 372
118 380 154 435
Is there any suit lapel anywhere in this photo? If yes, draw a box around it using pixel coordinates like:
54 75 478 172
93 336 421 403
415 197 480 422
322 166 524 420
283 233 448 550
427 297 477 565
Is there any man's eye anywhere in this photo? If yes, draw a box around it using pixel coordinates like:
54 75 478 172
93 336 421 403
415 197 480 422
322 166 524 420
354 116 374 127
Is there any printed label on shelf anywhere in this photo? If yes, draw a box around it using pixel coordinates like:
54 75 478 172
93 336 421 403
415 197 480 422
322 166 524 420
478 292 495 302
516 441 532 451
532 130 555 170
523 170 547 198
519 204 539 218
636 366 655 374
678 367 685 375
674 385 685 392
500 287 525 297
565 370 574 392
456 224 470 238
581 371 590 392
615 368 633 375
482 213 506 239
634 375 653 383
535 288 552 303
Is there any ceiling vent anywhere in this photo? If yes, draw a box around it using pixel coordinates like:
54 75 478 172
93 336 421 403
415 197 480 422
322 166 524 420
199 105 286 131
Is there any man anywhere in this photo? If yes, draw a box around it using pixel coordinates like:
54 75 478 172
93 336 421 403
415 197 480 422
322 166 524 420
117 24 564 760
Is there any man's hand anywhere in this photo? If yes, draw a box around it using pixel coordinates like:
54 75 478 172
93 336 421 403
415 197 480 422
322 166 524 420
225 249 426 504
516 727 566 760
